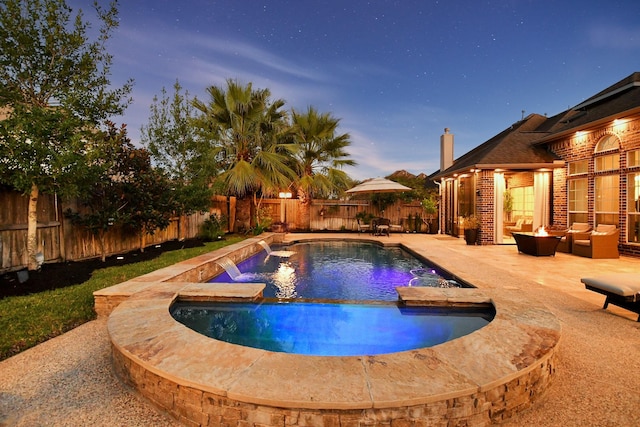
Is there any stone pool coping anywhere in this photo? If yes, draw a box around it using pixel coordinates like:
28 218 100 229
100 234 561 425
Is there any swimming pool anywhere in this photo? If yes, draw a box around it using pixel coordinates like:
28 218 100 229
103 234 561 426
171 300 494 356
208 241 464 300
182 241 486 356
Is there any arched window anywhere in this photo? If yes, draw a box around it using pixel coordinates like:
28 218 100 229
594 134 620 226
594 134 620 172
594 133 619 153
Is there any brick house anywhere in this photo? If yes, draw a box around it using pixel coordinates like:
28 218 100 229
433 72 640 257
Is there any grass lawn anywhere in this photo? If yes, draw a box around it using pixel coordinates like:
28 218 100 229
0 236 245 361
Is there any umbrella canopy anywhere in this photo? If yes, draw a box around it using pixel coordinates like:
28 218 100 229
345 177 412 195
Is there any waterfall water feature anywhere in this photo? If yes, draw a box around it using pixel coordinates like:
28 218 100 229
257 240 296 258
215 257 243 281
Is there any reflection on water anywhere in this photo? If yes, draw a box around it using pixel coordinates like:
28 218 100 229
272 263 297 298
209 241 464 300
171 301 494 356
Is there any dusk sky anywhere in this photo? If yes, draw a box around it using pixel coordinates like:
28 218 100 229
71 0 640 180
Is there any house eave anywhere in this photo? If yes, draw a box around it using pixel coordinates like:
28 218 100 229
536 106 640 145
435 161 564 179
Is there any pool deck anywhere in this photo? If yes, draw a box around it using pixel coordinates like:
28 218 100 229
1 233 639 426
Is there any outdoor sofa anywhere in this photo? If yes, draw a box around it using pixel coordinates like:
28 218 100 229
506 218 533 235
571 224 620 259
581 273 640 321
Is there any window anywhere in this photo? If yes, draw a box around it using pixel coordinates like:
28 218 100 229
594 134 619 153
568 160 588 175
457 175 475 217
510 186 534 219
595 175 619 226
595 154 620 171
629 150 640 168
594 134 620 172
628 172 640 243
568 178 588 224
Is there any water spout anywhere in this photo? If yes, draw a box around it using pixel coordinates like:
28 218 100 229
215 257 243 281
257 240 296 258
257 240 272 255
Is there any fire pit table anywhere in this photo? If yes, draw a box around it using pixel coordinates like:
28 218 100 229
512 232 562 256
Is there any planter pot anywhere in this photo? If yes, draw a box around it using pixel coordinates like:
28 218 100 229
464 228 479 245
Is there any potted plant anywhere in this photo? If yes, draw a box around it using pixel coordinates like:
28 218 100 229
503 191 513 222
463 214 480 245
355 211 374 224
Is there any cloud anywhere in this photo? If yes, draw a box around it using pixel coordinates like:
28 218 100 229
187 35 328 82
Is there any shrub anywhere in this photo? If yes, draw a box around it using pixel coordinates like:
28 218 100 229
200 214 227 240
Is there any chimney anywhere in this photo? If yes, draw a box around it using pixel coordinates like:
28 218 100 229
440 128 454 171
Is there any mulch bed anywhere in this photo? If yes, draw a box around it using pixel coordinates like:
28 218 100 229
0 238 207 299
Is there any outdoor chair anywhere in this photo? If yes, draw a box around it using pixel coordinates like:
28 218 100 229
373 218 391 237
356 219 370 234
581 273 640 321
552 222 591 253
571 224 620 259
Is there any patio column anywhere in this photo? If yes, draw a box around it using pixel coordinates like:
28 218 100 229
494 173 505 243
534 172 551 230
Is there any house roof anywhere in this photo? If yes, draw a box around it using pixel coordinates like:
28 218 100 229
432 113 561 179
535 71 640 142
432 72 640 180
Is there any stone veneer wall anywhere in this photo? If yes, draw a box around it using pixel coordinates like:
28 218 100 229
94 235 281 318
112 336 557 427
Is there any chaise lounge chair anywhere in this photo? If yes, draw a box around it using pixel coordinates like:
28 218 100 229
581 273 640 321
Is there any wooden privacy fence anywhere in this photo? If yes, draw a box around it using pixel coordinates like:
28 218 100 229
1 186 435 271
308 200 432 232
256 198 433 233
0 189 221 272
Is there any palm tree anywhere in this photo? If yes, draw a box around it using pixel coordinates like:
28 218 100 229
192 79 295 229
288 106 356 228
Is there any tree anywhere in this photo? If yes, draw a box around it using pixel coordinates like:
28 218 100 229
118 147 176 252
141 80 215 239
65 122 133 261
192 79 295 229
289 106 355 228
0 0 132 269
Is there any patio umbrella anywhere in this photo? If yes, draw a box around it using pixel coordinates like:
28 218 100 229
345 177 412 195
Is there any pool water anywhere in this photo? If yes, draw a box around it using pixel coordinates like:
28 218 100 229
209 241 463 300
170 301 494 356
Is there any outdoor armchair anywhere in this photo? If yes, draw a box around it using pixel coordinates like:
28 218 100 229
572 224 619 259
553 222 591 253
